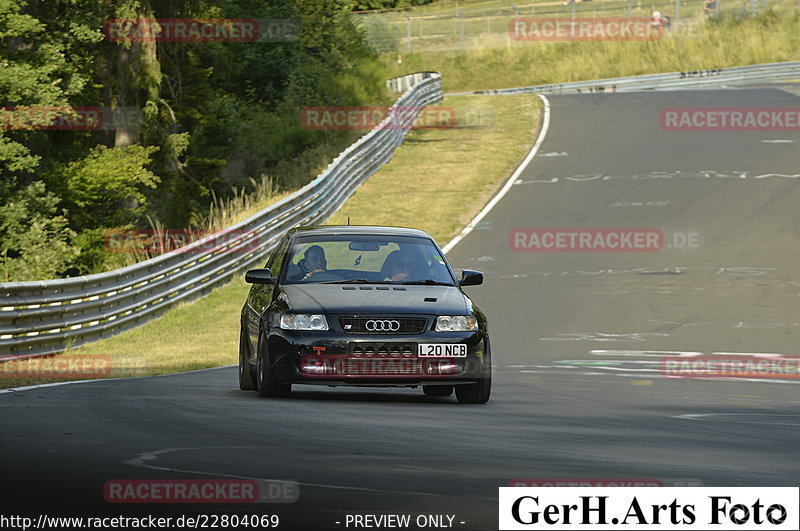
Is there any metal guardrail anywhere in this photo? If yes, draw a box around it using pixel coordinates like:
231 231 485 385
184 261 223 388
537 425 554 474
0 72 443 360
386 71 441 94
447 61 800 95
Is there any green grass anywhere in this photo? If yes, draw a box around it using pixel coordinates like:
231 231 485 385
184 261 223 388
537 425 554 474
0 93 541 389
1 278 250 389
360 0 800 55
328 94 540 244
378 11 800 92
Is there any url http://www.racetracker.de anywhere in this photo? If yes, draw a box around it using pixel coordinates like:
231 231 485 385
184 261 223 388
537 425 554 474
0 514 281 530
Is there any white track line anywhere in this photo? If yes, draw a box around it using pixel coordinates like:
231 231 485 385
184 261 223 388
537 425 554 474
673 413 800 425
442 94 551 254
591 350 702 357
127 446 494 500
0 364 236 394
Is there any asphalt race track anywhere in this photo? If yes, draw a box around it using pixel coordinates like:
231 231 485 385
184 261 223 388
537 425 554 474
3 88 800 529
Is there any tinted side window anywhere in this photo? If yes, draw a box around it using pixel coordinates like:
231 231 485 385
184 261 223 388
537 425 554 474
265 235 290 277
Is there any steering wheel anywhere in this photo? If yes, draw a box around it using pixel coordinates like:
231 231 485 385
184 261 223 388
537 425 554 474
302 271 342 282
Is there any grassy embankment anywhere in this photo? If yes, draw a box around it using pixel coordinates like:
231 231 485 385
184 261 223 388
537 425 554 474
381 11 800 92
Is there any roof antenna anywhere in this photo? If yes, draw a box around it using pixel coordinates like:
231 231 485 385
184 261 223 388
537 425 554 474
347 216 350 226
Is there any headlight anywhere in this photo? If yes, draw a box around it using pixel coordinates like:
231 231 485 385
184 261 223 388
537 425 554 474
280 314 329 331
435 315 478 332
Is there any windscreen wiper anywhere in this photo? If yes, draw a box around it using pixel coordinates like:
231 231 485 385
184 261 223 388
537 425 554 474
398 279 453 286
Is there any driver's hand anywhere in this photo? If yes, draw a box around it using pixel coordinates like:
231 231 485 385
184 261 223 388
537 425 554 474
303 269 323 280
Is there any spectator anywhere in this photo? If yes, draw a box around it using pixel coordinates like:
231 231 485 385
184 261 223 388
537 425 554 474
651 8 663 28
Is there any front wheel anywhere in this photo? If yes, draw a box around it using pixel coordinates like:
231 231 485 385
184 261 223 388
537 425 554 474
239 324 256 391
455 350 491 404
256 329 291 398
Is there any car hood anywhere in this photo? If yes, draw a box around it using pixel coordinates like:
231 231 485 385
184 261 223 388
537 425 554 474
281 284 469 315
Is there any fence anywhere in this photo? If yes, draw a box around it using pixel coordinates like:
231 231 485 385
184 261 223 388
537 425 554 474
0 72 443 360
355 0 783 54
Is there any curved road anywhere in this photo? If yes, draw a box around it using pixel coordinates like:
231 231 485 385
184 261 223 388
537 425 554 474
3 88 800 529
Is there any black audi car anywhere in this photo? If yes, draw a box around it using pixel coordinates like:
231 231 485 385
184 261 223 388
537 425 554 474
239 226 491 403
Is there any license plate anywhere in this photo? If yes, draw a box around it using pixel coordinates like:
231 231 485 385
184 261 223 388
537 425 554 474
418 344 467 357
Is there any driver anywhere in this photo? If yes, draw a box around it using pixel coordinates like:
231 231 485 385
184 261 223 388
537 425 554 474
382 250 414 282
302 245 327 280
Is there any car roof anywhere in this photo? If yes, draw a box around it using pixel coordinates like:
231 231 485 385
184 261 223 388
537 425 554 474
288 225 432 239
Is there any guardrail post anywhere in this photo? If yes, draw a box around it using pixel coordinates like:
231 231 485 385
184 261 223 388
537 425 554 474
459 11 465 52
570 0 576 38
406 14 412 54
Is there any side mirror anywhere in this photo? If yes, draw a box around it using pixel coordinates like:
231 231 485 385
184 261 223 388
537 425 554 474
460 269 483 286
245 268 276 285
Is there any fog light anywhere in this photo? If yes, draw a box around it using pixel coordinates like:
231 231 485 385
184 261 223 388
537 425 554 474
301 358 337 375
426 361 462 375
301 365 325 375
439 363 461 375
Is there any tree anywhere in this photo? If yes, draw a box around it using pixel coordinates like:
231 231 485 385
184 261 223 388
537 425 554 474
62 144 160 230
0 180 78 282
0 0 104 177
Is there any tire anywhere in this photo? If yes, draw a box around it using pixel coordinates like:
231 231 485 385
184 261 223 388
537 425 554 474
455 348 491 404
239 324 256 391
256 329 291 398
423 385 453 397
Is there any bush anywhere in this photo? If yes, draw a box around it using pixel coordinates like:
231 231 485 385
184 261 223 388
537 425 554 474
0 181 78 282
62 144 160 230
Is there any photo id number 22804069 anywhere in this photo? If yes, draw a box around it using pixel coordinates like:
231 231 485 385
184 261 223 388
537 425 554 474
418 344 467 357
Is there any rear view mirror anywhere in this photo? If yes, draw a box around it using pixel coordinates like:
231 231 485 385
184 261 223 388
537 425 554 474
460 269 483 286
348 241 381 251
245 268 276 284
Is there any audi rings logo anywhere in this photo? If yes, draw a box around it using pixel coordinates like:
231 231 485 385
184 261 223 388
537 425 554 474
365 320 401 332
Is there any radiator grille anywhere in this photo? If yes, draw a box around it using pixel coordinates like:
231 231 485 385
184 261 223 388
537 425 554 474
341 359 423 376
338 317 427 335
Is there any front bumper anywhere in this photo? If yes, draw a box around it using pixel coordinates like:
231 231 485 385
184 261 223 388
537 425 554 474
267 324 489 387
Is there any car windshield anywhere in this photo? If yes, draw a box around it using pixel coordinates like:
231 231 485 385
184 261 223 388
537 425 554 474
282 234 455 285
